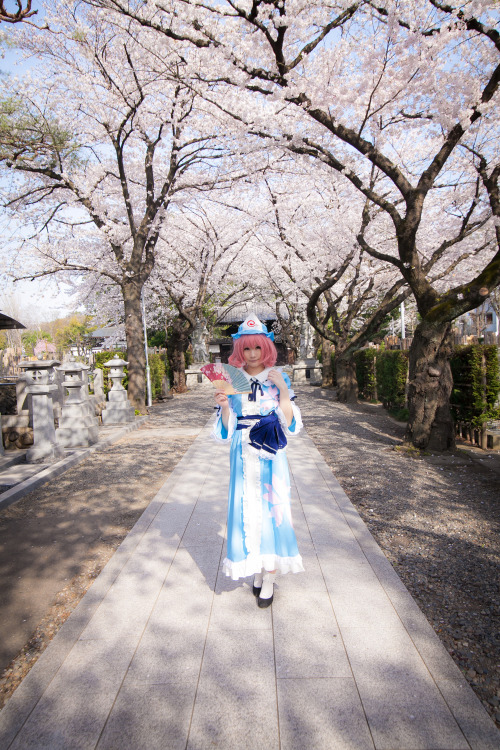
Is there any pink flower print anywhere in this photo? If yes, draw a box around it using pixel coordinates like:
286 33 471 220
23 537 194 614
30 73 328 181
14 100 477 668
260 383 280 413
263 475 290 527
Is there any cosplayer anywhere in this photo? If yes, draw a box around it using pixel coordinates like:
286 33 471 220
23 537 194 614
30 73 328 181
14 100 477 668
212 314 304 608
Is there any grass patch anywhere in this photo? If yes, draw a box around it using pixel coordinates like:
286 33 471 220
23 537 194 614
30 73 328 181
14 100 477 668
388 406 409 422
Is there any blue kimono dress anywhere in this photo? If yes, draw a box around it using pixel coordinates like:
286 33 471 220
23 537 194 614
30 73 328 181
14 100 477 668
212 367 305 580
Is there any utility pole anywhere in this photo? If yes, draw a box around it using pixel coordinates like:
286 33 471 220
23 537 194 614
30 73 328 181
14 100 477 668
142 292 152 407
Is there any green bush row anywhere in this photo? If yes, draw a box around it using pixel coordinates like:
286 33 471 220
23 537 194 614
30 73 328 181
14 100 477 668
450 344 500 427
354 348 408 408
353 344 500 426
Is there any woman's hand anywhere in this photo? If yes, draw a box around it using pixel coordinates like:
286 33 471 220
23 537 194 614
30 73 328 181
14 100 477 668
215 389 230 430
214 388 229 407
267 370 293 426
267 369 288 392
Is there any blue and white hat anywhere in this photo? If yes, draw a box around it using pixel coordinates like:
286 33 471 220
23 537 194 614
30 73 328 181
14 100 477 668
231 314 274 341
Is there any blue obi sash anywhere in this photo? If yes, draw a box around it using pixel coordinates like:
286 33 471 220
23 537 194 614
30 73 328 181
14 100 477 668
236 411 287 456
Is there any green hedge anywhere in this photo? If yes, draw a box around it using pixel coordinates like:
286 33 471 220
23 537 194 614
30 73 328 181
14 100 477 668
352 348 408 407
148 352 170 398
353 348 377 400
376 350 409 409
450 344 500 427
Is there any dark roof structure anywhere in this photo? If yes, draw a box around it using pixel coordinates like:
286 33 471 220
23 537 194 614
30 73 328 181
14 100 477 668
0 312 26 330
218 303 286 323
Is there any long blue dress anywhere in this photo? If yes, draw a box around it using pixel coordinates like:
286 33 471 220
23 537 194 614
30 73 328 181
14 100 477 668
212 367 305 580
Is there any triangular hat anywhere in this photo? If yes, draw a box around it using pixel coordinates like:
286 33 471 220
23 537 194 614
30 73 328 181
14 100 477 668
231 314 274 341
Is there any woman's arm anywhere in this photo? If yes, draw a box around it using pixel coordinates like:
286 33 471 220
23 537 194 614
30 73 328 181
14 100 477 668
267 369 293 426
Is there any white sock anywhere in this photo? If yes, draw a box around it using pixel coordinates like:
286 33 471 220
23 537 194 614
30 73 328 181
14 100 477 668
259 572 276 600
254 569 264 588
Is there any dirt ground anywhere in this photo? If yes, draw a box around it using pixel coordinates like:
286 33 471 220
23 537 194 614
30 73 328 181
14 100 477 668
0 387 499 731
299 391 500 729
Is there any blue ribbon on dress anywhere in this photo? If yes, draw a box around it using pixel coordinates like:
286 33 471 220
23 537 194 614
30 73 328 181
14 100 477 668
236 411 287 456
248 379 264 402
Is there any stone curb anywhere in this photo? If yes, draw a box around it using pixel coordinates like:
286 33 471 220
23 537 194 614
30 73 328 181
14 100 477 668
0 416 149 512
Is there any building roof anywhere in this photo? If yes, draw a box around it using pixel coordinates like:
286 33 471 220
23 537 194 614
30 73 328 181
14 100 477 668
91 325 125 338
0 312 26 330
218 303 286 323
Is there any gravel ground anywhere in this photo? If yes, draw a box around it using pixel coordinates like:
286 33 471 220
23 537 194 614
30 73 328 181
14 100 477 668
0 391 213 709
297 387 500 729
0 386 499 730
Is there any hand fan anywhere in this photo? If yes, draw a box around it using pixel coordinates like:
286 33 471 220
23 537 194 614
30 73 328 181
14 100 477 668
200 363 251 394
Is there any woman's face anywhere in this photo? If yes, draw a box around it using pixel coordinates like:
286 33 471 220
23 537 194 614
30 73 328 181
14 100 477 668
242 343 263 371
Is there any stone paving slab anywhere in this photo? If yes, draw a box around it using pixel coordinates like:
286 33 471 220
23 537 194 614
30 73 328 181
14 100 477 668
0 423 499 750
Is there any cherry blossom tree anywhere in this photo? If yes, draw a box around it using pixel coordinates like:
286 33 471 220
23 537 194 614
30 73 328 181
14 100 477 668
0 1 36 23
96 0 499 448
148 200 258 389
255 170 413 398
0 2 247 410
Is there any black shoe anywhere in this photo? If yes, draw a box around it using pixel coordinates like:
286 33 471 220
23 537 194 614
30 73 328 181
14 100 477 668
252 584 262 597
257 593 273 608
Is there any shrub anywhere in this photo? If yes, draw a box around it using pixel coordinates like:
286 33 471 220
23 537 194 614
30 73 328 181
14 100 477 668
354 348 377 400
376 350 409 409
148 352 169 399
450 344 500 427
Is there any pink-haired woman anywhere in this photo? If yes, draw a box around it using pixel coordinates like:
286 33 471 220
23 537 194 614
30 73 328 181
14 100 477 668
212 315 304 607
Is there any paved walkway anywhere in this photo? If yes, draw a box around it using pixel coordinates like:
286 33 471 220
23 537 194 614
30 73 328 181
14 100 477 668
0 420 499 750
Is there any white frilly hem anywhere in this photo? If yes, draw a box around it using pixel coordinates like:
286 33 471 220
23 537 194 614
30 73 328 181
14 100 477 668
211 405 237 443
276 402 303 437
222 554 305 580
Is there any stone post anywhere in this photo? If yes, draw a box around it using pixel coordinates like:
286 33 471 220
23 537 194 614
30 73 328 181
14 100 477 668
92 368 105 404
56 358 99 448
101 356 135 424
89 368 106 419
19 360 65 463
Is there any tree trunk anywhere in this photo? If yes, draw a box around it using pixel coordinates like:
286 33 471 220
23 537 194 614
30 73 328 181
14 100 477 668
336 354 358 402
321 337 334 387
168 320 189 392
405 319 455 451
122 281 146 413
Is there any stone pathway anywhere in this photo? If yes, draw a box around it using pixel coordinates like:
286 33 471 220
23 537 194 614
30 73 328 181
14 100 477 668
0 418 499 749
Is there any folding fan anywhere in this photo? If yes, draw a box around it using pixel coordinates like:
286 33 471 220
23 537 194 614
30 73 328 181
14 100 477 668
200 363 251 394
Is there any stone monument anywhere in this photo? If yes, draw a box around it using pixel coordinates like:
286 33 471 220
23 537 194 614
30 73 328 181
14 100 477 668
191 318 209 364
56 358 99 448
89 368 106 418
186 318 212 389
19 359 65 463
101 356 135 424
292 314 322 385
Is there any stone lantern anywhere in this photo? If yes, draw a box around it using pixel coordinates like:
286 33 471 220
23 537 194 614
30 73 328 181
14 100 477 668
56 358 99 448
101 356 135 425
19 359 65 463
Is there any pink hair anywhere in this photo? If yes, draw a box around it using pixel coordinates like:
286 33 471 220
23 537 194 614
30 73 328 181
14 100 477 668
228 333 277 368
